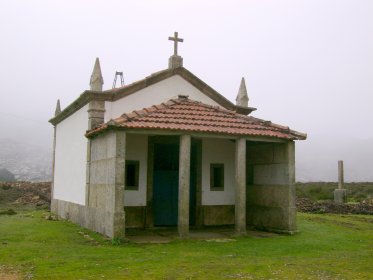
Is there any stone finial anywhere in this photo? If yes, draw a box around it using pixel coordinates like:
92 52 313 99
168 32 184 69
90 57 104 91
55 99 61 116
235 77 249 107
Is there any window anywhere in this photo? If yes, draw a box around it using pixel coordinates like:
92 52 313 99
210 163 224 191
125 160 139 190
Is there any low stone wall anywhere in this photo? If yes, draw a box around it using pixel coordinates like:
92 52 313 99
51 198 125 238
124 206 146 228
202 205 235 225
246 184 296 233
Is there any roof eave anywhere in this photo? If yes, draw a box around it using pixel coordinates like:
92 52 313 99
86 125 306 142
49 91 114 126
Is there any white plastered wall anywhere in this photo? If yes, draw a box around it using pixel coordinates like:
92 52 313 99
54 104 88 205
124 134 148 206
104 75 221 121
201 138 235 205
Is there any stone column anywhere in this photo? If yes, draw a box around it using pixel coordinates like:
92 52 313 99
85 140 91 206
334 160 347 203
88 100 105 130
178 134 191 238
287 141 297 233
112 131 126 238
86 100 105 206
338 160 344 189
235 138 246 235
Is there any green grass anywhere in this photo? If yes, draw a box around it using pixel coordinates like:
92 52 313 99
0 211 372 279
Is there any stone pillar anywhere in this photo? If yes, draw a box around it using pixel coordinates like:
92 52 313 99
88 100 105 130
85 140 91 206
86 100 105 207
334 160 347 203
338 160 344 189
287 141 297 232
178 134 191 238
235 138 246 235
112 131 126 238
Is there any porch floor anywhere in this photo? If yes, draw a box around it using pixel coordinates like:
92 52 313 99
126 226 278 244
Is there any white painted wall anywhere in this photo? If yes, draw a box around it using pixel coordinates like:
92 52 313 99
104 75 222 121
124 134 148 206
201 138 235 205
54 104 88 205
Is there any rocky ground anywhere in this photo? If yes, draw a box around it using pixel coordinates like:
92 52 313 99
296 197 373 215
1 181 373 215
0 181 51 210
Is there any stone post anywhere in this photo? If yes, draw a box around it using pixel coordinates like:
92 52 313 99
178 134 191 238
334 160 347 203
338 160 344 189
235 138 246 235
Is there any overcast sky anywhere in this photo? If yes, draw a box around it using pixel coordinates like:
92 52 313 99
0 0 372 180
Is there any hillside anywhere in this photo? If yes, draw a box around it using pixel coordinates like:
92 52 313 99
0 138 52 182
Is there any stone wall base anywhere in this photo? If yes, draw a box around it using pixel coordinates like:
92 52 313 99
202 205 235 225
52 198 125 238
124 206 146 228
53 185 296 234
246 184 296 234
334 189 347 203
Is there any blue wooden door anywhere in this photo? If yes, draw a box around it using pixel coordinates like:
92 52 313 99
153 144 179 226
152 142 197 226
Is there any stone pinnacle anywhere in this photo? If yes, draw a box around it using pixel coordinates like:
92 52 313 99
55 99 61 116
90 57 104 91
236 77 249 107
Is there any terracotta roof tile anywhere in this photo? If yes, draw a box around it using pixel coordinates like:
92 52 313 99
86 98 307 140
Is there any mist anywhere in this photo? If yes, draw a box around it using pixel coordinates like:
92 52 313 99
0 0 372 181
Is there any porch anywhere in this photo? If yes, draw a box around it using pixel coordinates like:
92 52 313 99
87 131 297 238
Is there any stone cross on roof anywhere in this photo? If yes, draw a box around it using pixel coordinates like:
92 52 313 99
168 32 184 56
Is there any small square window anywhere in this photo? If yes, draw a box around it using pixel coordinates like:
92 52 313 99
125 160 139 190
210 163 224 191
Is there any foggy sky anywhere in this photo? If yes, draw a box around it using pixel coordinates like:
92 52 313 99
0 0 372 181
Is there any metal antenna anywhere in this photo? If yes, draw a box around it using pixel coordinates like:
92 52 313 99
112 71 124 88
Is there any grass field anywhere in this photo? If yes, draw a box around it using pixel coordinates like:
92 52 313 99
0 211 372 279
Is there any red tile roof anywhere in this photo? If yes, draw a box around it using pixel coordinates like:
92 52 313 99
86 97 306 140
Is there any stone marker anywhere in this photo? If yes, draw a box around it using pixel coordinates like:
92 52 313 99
334 160 347 203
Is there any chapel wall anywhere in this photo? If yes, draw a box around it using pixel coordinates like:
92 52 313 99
53 104 89 205
247 142 290 185
124 134 148 207
246 141 297 233
104 76 221 121
201 138 235 206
